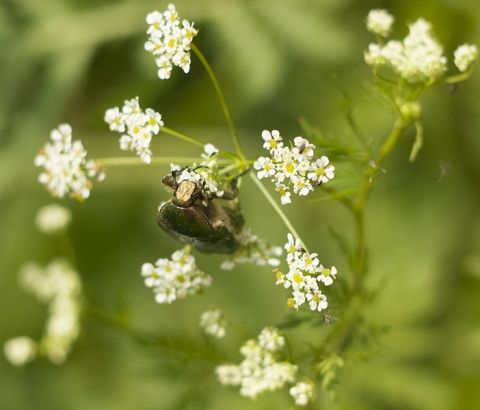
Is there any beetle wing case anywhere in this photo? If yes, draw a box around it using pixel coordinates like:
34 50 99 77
157 200 241 254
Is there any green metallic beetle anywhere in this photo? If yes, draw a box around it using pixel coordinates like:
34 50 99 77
157 167 244 254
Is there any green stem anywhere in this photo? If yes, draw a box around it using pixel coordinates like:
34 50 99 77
98 157 210 167
351 118 411 283
249 173 308 251
161 126 205 147
191 43 245 162
377 119 409 167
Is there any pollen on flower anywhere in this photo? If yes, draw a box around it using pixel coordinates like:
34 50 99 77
254 130 334 204
145 4 198 79
34 124 104 201
104 97 163 164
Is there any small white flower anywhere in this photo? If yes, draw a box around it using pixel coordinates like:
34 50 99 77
292 175 312 196
35 204 72 234
104 107 125 132
285 233 303 263
203 143 219 158
318 266 337 286
292 136 314 159
454 44 478 72
308 156 335 186
306 289 328 312
155 55 173 79
254 156 276 179
261 129 283 152
366 9 394 37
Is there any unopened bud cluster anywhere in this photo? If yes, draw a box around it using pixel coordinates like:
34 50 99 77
364 9 478 84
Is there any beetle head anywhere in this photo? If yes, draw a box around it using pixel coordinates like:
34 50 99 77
173 180 205 207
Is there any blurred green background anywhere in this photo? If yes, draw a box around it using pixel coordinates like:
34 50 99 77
1 0 480 409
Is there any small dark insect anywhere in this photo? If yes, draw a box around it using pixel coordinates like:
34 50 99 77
324 310 334 326
448 83 459 95
323 306 335 341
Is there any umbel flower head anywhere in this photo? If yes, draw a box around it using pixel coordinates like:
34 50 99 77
254 130 335 205
104 97 163 164
141 246 211 304
144 4 198 79
216 327 298 400
364 9 478 84
34 124 105 201
276 233 337 312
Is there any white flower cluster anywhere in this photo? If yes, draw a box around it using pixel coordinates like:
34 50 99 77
364 11 445 84
4 259 82 366
454 44 478 72
221 228 282 270
35 204 72 235
365 10 478 84
216 327 298 399
276 234 337 312
254 130 335 205
104 97 163 164
145 4 198 79
141 247 212 304
199 308 226 339
35 124 104 201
